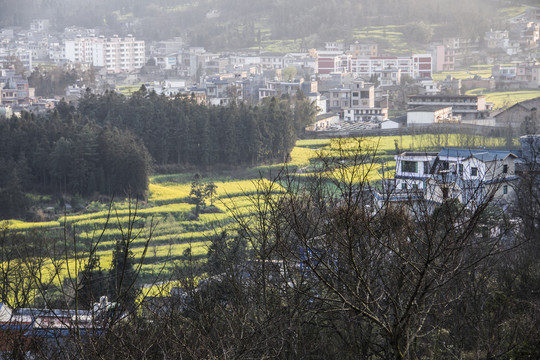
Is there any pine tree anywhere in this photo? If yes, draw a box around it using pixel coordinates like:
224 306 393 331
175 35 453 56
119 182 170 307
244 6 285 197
109 237 137 312
78 255 104 308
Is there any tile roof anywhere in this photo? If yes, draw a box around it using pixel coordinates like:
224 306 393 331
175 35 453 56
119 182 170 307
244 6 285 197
438 148 518 162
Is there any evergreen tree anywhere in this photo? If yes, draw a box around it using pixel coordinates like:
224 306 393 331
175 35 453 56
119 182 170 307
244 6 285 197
78 255 105 308
109 237 137 312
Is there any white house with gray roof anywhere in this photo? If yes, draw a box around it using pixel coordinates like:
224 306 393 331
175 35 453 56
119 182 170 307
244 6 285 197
394 148 519 208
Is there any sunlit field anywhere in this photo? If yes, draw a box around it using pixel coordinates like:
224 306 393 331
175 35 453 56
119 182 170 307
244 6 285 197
432 65 494 82
466 89 540 110
2 133 510 287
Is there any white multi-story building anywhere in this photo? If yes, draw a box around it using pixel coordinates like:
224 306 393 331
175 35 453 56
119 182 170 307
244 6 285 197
350 54 432 79
64 35 145 73
327 81 388 122
407 94 487 120
394 148 519 207
0 48 32 70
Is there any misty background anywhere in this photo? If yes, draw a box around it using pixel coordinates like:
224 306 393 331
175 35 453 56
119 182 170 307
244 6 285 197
0 0 536 51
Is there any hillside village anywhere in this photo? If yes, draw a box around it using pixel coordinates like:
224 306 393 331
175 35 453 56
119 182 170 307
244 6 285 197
1 7 539 132
1 3 540 359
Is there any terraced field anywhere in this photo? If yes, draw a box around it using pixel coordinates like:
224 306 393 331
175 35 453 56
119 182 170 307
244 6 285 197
466 89 540 109
1 134 511 285
432 65 494 82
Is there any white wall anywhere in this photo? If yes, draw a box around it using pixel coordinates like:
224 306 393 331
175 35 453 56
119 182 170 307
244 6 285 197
407 111 434 125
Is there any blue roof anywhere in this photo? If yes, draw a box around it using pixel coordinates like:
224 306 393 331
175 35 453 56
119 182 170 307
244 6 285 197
438 148 518 162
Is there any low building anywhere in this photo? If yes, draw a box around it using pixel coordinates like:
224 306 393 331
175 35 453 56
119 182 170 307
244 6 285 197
407 106 457 125
0 71 34 105
308 113 340 131
349 42 378 57
426 148 518 207
394 148 519 208
395 151 439 190
407 94 488 120
494 97 540 128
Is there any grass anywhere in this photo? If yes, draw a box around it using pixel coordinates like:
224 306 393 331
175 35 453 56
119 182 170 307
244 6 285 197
497 6 527 19
432 65 494 82
252 39 304 53
465 89 540 110
250 24 424 55
352 24 433 55
116 84 145 96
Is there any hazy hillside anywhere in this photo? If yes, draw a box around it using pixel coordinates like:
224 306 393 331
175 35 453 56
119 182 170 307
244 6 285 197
0 0 534 50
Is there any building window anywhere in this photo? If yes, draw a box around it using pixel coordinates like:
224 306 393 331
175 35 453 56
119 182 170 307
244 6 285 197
458 163 464 175
402 161 417 173
503 164 508 174
424 161 430 174
442 187 449 199
402 183 407 190
471 167 478 176
503 185 508 194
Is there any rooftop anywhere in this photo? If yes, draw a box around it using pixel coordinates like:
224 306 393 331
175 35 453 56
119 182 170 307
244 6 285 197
438 148 518 162
407 105 452 112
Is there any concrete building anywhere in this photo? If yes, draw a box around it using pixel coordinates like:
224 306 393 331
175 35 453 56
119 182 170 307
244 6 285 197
283 52 318 74
30 19 50 32
407 94 488 120
430 44 456 72
260 53 285 70
349 42 378 57
0 48 32 71
317 51 351 75
516 60 540 88
394 148 519 208
64 35 145 73
258 79 317 101
377 67 401 86
494 97 540 128
0 70 34 105
350 54 432 79
425 148 518 207
395 151 439 190
326 81 388 122
407 106 456 125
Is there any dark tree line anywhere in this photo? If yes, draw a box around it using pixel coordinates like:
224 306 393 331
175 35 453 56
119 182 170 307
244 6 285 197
77 88 316 168
0 89 314 219
0 107 152 218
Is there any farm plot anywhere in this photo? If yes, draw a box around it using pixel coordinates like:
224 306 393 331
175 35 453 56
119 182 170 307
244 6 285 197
4 134 510 284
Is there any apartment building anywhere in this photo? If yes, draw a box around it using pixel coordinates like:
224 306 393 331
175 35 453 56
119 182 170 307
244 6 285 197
349 42 378 57
260 53 285 70
350 54 432 79
258 79 317 101
0 70 34 105
317 51 352 75
442 37 479 68
0 48 32 70
64 35 145 73
516 60 540 87
328 81 388 122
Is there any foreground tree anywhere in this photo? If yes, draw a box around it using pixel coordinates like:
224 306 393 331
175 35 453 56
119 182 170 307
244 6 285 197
220 138 516 359
1 138 539 359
